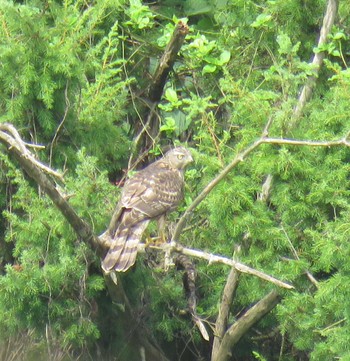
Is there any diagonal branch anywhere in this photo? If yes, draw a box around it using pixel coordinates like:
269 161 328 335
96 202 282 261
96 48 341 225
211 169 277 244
0 123 99 250
148 21 189 103
212 263 240 360
292 0 339 124
172 138 265 241
0 123 170 361
172 130 350 241
130 20 189 161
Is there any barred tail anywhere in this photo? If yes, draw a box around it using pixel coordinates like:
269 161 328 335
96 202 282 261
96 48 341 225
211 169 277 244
102 220 149 273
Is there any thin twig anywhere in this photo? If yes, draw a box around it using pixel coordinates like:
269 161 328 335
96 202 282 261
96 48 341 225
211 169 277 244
261 136 350 147
49 80 70 167
280 225 319 288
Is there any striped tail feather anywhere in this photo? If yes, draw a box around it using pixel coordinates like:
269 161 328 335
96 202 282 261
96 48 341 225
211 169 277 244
101 227 129 272
102 220 149 273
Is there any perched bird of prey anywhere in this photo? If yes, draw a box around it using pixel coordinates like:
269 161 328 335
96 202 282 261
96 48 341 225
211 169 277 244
102 146 193 273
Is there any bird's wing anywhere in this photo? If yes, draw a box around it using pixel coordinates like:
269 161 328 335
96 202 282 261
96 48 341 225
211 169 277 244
120 162 184 221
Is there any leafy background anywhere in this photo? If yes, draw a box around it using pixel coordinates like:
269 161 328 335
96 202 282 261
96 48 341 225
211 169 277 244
0 0 350 360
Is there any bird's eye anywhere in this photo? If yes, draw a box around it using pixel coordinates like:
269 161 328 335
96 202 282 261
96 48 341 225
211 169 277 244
177 154 184 160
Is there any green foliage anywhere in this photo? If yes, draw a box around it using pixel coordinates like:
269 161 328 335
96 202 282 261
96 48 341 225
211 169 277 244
1 0 350 360
0 151 113 358
124 0 154 29
0 0 130 171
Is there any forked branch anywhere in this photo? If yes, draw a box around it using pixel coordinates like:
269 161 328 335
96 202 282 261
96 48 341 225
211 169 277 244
213 290 281 361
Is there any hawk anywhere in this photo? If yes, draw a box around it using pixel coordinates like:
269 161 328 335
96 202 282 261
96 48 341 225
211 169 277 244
102 146 193 273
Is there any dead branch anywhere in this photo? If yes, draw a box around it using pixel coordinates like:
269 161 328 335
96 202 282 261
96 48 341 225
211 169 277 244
214 290 281 361
138 242 294 290
257 174 273 202
175 254 210 341
148 21 189 102
292 0 339 124
260 0 339 218
0 123 97 248
130 21 189 162
262 135 350 147
172 138 265 241
0 123 64 182
212 262 240 360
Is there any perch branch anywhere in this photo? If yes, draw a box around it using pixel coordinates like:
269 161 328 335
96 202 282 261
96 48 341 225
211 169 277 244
138 242 293 290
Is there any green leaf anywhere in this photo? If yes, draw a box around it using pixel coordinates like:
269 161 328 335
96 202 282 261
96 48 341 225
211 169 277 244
219 50 231 65
277 33 293 55
202 64 217 74
332 32 346 40
251 13 272 28
164 88 178 103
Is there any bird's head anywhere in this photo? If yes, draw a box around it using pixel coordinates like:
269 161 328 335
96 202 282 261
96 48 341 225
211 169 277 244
164 146 193 170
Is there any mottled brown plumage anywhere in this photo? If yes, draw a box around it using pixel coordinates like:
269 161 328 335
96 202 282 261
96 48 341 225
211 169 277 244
102 147 193 273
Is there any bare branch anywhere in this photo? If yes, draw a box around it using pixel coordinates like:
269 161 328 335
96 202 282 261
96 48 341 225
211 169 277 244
261 0 339 210
291 0 339 124
213 290 281 361
261 136 349 147
138 242 294 290
172 138 264 240
0 123 170 361
132 20 189 156
0 123 99 250
257 174 273 202
0 123 64 182
148 21 189 102
212 259 240 360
